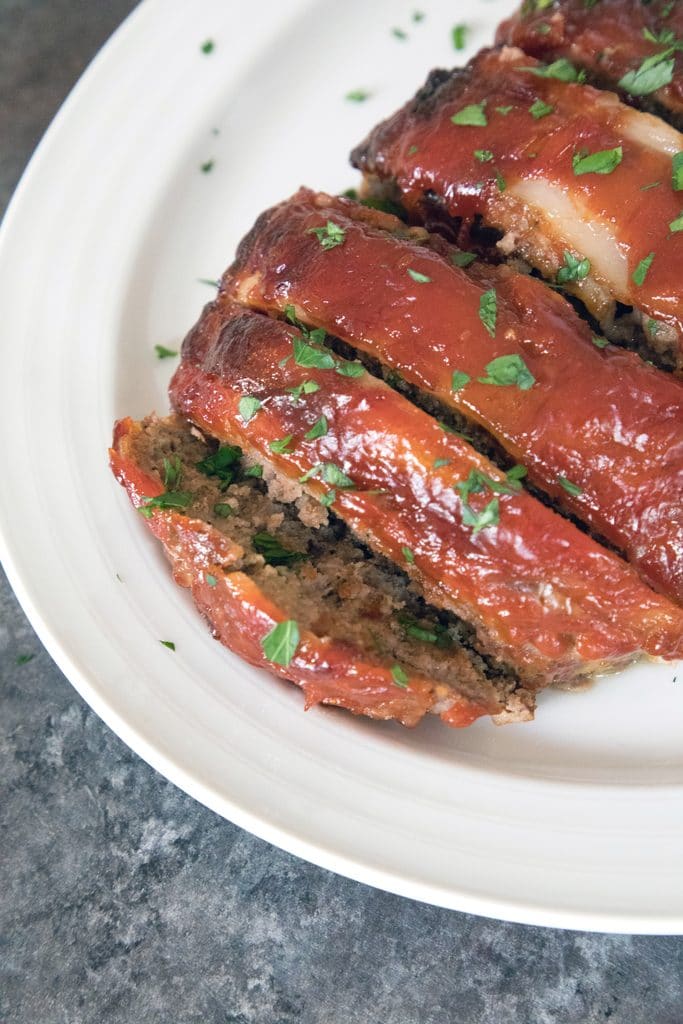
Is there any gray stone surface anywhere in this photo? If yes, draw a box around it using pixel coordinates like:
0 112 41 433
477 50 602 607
1 3 683 1022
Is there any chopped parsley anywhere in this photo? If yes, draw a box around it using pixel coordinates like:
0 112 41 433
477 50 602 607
287 379 320 402
478 354 535 390
346 89 370 102
335 361 364 378
200 39 214 54
474 149 494 163
320 490 336 507
591 334 609 349
154 344 178 359
261 620 300 666
455 467 524 502
163 455 183 490
461 497 500 534
16 653 35 665
205 574 217 587
304 415 328 440
452 24 468 50
160 641 176 651
451 251 477 268
401 546 415 564
572 146 623 176
451 370 471 392
244 464 263 478
619 51 675 97
506 464 528 486
140 490 193 518
197 277 220 288
413 11 425 22
238 395 262 422
391 664 410 688
392 27 408 40
519 58 584 82
496 105 514 116
407 268 431 283
640 181 662 191
529 98 554 119
558 476 583 497
307 220 346 250
200 160 214 174
196 443 242 485
478 289 497 338
494 168 506 193
673 153 683 191
269 434 295 455
433 458 451 469
451 102 488 127
292 335 336 370
556 250 591 285
213 502 234 517
408 145 419 155
300 462 355 489
632 252 655 286
253 532 307 566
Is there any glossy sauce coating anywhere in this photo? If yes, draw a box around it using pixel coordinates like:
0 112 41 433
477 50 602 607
109 417 488 728
170 306 683 685
226 189 683 603
351 47 683 357
497 0 683 124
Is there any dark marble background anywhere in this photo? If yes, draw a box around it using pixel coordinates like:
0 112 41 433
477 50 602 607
2 3 682 1021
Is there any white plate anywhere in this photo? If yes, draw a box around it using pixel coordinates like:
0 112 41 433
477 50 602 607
1 0 682 934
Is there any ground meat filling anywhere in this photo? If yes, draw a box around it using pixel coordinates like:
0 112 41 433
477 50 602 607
131 416 525 711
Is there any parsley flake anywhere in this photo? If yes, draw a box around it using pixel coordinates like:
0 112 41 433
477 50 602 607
140 491 193 518
558 476 583 497
474 149 494 163
557 250 591 285
213 502 234 518
307 220 346 250
452 24 468 50
433 458 451 469
200 160 214 174
496 105 514 115
451 251 477 268
200 39 214 54
529 98 554 119
346 89 370 102
197 277 220 288
407 268 431 283
239 395 262 423
478 354 535 390
335 361 364 378
196 444 242 485
269 435 295 455
392 27 408 40
572 146 623 176
401 546 415 564
160 641 176 651
304 415 328 440
293 335 336 370
261 620 300 666
670 212 683 233
519 58 584 82
391 664 410 688
451 370 471 391
205 573 218 587
253 532 307 566
633 252 655 286
673 153 683 191
461 496 500 534
16 653 34 666
451 102 488 127
154 344 178 359
478 289 497 338
619 51 675 96
591 334 609 349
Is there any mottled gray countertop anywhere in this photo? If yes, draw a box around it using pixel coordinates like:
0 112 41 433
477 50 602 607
2 3 683 1022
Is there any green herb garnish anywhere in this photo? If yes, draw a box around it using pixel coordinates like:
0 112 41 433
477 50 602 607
529 99 554 119
461 497 500 534
632 252 655 286
495 105 514 115
673 152 683 191
287 380 320 402
16 653 34 665
451 251 477 268
558 476 583 497
478 354 535 390
407 268 431 283
557 250 591 285
433 458 451 469
519 58 584 82
205 574 217 587
213 502 234 517
200 39 214 54
140 491 193 517
160 641 176 651
244 464 263 478
478 289 497 338
474 149 494 163
451 370 471 392
196 443 242 485
239 395 262 423
269 435 295 455
346 89 370 102
670 212 683 233
163 456 183 490
200 160 214 174
391 664 410 688
261 620 300 666
253 532 307 566
591 335 609 349
307 220 346 250
154 344 178 359
619 51 675 96
335 361 364 378
293 335 336 370
572 146 623 176
401 546 415 564
392 27 408 40
451 102 488 127
304 415 328 440
452 23 468 50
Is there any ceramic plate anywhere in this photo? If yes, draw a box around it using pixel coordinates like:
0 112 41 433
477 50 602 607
1 0 682 933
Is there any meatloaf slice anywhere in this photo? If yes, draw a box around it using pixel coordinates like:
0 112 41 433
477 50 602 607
110 414 531 728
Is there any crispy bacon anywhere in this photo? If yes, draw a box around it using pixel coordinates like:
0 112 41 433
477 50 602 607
351 46 683 370
170 303 683 689
110 416 492 728
496 0 683 129
224 188 683 604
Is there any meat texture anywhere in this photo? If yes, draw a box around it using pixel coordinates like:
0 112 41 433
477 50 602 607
497 0 683 129
224 188 683 604
110 415 497 728
351 46 683 370
169 302 683 690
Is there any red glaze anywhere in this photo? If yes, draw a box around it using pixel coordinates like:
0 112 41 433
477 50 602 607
225 189 683 603
497 0 683 124
110 416 489 728
351 47 683 359
170 305 683 686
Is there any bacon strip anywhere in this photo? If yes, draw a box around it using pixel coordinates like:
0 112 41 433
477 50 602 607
169 304 683 689
224 188 683 605
110 416 493 728
351 46 683 371
496 0 683 129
